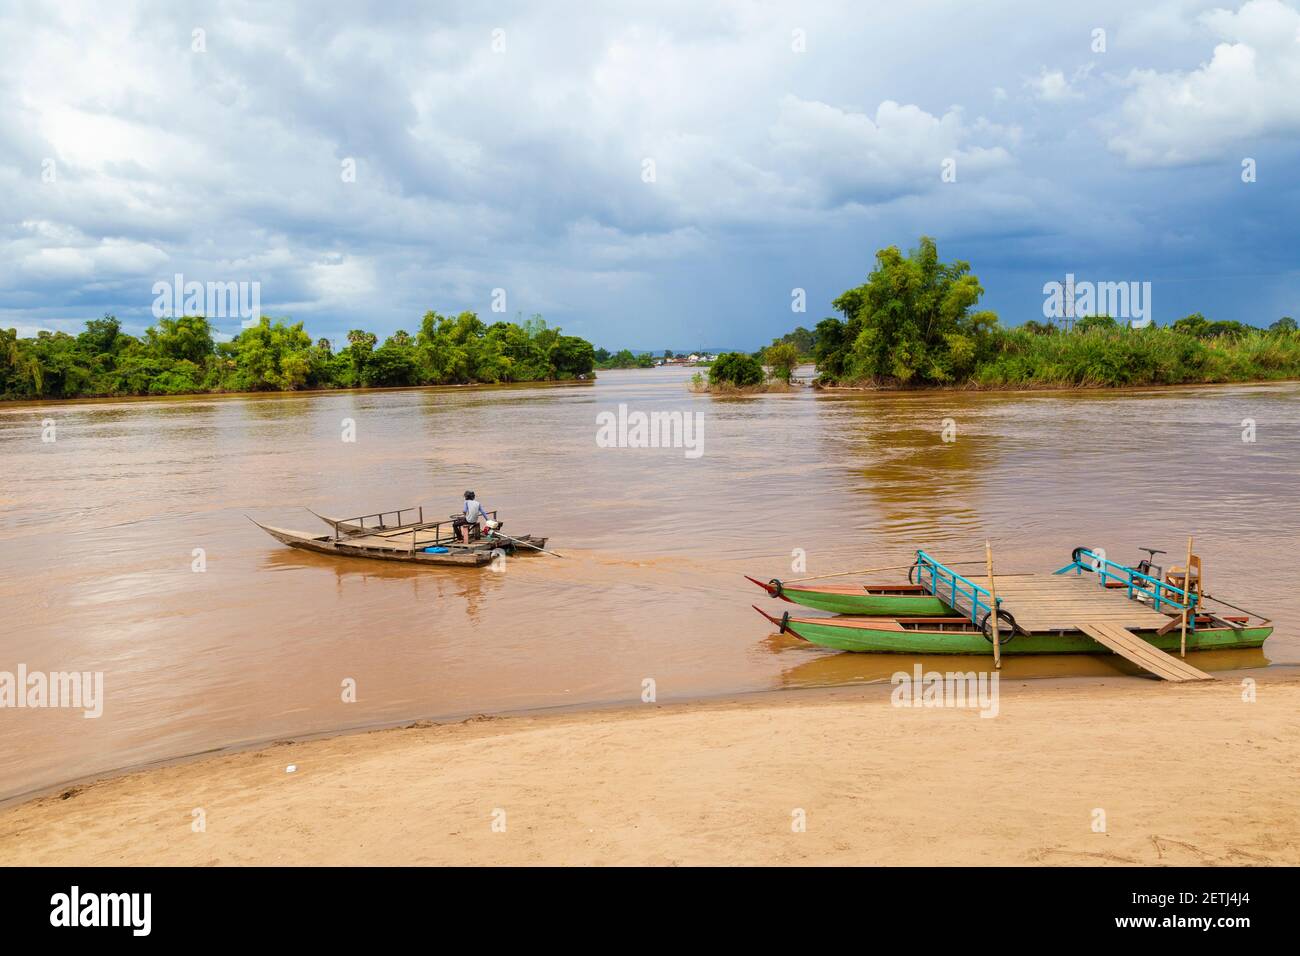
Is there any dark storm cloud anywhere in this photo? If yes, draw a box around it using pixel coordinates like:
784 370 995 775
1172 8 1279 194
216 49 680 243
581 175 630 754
1 0 1297 346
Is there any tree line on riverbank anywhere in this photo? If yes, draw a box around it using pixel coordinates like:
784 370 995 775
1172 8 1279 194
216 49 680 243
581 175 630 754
0 311 597 400
722 236 1299 390
593 348 655 369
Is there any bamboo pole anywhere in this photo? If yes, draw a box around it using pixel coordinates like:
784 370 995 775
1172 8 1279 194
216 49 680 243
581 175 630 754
782 557 993 586
986 540 1001 670
1180 535 1193 658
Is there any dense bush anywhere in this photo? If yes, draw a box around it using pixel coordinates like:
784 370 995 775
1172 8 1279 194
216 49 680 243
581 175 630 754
971 326 1300 388
788 237 1300 390
0 311 596 400
762 342 800 383
594 348 653 369
708 352 765 387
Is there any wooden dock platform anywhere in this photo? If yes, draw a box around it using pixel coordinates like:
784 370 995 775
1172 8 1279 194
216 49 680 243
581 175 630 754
901 548 1256 675
983 574 1212 680
992 573 1172 633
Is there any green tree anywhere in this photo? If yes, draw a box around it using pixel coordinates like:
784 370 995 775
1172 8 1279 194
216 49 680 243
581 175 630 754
417 311 486 383
0 328 24 396
1172 313 1251 339
1271 316 1297 333
0 310 598 400
1073 314 1118 333
1207 320 1249 338
607 349 637 368
233 318 314 389
812 317 849 379
486 319 550 380
26 331 95 397
551 335 595 377
709 352 764 387
1171 313 1209 337
346 328 378 383
832 236 998 385
365 341 421 386
771 325 815 356
1021 319 1058 335
78 314 126 355
145 315 215 365
763 342 800 382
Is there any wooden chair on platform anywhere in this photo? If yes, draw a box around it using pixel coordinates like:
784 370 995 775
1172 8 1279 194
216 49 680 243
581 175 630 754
1166 554 1203 604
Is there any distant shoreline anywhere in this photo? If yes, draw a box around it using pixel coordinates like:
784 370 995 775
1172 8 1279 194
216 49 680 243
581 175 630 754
812 376 1300 397
0 376 596 410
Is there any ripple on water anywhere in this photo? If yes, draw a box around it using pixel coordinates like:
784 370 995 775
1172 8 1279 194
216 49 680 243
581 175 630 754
2 370 1297 800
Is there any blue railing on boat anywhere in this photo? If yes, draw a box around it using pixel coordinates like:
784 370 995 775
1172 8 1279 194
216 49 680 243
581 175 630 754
914 550 1000 625
1053 546 1196 619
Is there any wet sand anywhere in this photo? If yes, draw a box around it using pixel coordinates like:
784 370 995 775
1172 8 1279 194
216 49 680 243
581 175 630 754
4 672 1297 866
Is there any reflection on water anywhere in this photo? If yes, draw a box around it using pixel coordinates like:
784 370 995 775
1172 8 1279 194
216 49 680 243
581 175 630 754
833 394 994 538
768 638 1273 688
1 371 1297 800
258 548 504 621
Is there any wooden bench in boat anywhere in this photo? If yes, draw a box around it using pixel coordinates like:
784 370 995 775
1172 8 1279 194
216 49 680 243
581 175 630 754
339 529 459 551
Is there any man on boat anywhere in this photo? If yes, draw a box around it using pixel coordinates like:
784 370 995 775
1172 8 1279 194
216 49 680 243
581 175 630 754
456 490 488 544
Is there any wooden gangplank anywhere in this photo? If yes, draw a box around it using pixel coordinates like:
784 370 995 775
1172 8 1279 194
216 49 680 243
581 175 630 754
1076 623 1214 682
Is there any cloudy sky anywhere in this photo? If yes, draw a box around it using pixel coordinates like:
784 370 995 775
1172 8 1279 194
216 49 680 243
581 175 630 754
3 0 1298 349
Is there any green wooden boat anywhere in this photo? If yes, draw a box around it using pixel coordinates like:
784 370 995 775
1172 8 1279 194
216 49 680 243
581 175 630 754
745 575 948 615
752 606 1273 655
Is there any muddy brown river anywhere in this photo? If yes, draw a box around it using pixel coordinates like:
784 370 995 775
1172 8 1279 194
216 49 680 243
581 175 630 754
2 368 1297 801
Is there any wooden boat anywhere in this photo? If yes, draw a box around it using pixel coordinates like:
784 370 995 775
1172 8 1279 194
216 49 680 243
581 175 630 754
753 606 1272 655
752 548 1273 667
251 506 548 567
307 508 549 553
745 575 948 615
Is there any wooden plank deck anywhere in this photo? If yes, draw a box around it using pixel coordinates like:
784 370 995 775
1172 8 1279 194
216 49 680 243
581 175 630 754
990 573 1173 633
1076 623 1214 682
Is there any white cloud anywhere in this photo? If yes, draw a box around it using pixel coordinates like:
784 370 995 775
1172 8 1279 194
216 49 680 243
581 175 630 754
766 97 1014 206
1026 66 1088 102
1108 0 1300 165
0 0 1293 346
2 226 167 286
304 256 377 306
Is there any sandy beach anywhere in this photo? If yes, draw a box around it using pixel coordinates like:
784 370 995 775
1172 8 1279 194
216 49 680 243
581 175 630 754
3 671 1297 867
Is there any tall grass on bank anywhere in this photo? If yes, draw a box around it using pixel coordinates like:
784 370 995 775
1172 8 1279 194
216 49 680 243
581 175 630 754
973 327 1300 389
